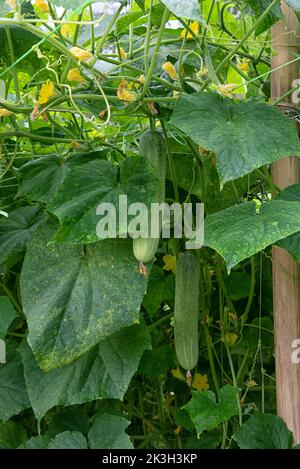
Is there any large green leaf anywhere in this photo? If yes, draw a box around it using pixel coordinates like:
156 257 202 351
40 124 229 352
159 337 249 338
243 0 283 35
20 221 151 371
19 432 87 449
170 92 300 186
276 184 300 262
88 414 133 449
233 413 293 449
0 205 43 267
19 323 150 419
0 346 30 421
0 297 16 339
48 156 158 243
0 421 26 449
160 0 202 21
205 199 300 271
0 26 40 72
18 151 108 204
184 385 240 436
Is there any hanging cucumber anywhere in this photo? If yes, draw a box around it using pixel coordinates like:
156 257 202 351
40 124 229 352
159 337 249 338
174 252 200 371
133 130 166 266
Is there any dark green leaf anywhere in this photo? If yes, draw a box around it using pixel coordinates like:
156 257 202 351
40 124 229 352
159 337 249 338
20 221 151 370
170 92 300 186
48 156 159 243
205 199 300 271
0 421 26 449
0 347 30 422
18 151 108 204
0 297 17 339
88 414 133 449
19 323 150 419
184 385 240 436
0 205 43 266
233 413 293 449
143 266 175 316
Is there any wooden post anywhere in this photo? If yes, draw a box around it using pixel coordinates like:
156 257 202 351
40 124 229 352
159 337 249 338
272 1 300 443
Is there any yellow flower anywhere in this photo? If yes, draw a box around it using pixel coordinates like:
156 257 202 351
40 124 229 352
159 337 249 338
38 80 55 105
171 367 185 381
180 21 199 40
116 47 127 60
192 373 209 391
237 58 250 73
172 90 180 98
196 66 208 79
70 140 81 148
247 380 257 388
162 62 178 81
216 83 237 98
163 254 176 274
5 0 16 10
70 46 93 62
222 332 239 347
117 80 136 102
137 75 145 84
0 108 13 117
61 24 70 37
67 68 85 83
35 0 49 13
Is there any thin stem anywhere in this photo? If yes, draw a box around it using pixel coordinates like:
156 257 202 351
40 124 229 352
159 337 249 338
141 8 170 99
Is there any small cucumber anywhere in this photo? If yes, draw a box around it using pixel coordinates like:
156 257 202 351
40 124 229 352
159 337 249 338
174 252 200 371
133 130 166 264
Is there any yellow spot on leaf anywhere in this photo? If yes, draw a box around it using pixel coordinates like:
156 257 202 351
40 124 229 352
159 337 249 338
70 46 93 62
38 80 55 105
117 80 136 102
163 254 176 274
180 21 199 40
35 0 49 13
162 62 178 81
0 108 13 117
171 367 185 381
192 373 209 391
67 68 85 83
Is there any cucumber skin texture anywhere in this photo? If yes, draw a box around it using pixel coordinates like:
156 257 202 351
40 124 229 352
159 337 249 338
133 131 166 263
174 252 200 371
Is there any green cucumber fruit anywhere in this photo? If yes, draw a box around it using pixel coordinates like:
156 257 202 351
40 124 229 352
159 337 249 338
133 130 166 264
174 252 200 371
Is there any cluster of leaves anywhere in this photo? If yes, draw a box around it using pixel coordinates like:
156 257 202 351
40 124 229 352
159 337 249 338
1 0 300 449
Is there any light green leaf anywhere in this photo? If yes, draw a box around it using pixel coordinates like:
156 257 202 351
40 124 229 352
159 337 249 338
170 92 300 186
184 385 240 436
160 0 202 21
0 347 30 422
233 413 293 449
0 205 43 267
19 322 150 420
48 156 158 243
19 432 87 449
19 436 51 449
205 199 300 271
48 431 87 449
20 221 151 370
88 414 133 449
0 297 16 339
0 421 26 449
